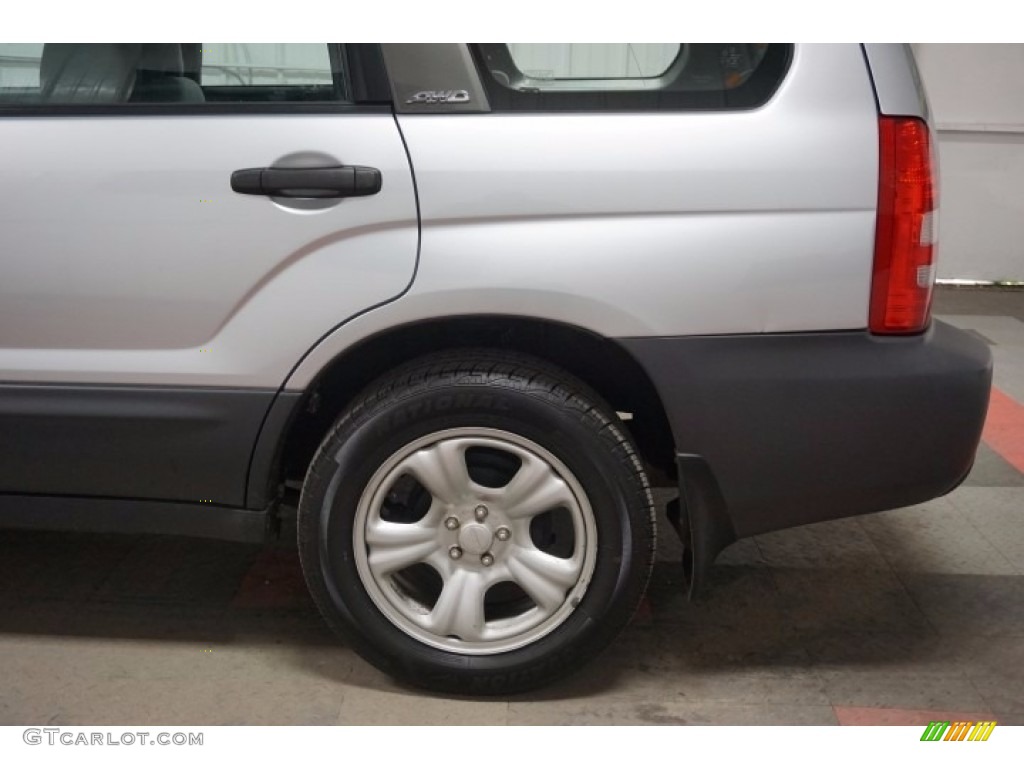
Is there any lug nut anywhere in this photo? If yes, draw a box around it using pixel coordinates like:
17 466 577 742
495 527 511 541
449 546 463 560
444 516 460 530
474 505 488 521
480 553 494 567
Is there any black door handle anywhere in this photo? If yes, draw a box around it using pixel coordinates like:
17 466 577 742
230 165 382 198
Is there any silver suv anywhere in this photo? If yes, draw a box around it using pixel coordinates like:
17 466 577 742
0 43 992 693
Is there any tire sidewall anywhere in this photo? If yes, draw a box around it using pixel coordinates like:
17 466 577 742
300 378 649 692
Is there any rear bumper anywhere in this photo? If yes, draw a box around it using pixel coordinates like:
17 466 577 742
619 320 993 539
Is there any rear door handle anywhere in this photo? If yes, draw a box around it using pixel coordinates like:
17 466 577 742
230 165 382 199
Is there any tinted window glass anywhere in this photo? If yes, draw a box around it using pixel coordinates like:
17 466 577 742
0 43 347 106
0 43 43 89
507 44 680 84
200 44 333 87
475 43 791 111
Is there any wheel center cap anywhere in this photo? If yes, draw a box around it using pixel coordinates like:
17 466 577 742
458 522 493 555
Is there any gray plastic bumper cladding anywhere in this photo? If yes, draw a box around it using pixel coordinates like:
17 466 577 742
620 320 993 589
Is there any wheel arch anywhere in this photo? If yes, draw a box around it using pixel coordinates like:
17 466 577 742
247 315 676 510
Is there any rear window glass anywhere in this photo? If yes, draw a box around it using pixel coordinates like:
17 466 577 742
507 44 681 84
475 43 791 111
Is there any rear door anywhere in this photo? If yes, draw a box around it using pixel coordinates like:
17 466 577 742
0 43 417 505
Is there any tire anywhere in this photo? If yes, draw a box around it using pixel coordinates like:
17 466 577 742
297 350 655 695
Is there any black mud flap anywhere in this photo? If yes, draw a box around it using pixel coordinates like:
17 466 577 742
670 454 737 598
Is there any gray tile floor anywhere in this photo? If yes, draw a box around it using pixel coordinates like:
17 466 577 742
1 287 1022 726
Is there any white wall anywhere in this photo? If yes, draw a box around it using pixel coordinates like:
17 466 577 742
914 44 1024 281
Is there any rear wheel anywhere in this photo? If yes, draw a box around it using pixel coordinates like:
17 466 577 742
297 351 655 694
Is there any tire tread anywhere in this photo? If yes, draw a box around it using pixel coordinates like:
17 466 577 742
298 349 656 694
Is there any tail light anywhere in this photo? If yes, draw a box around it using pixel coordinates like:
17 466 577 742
869 116 937 334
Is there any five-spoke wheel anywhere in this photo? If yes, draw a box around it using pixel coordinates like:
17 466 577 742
355 429 597 653
298 352 654 694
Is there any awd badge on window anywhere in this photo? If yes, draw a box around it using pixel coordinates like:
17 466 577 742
406 89 471 104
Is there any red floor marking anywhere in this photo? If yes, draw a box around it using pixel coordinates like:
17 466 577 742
231 549 309 609
982 387 1024 474
834 706 996 726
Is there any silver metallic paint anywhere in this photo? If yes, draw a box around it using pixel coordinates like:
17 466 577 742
288 44 880 389
0 114 417 385
1 44 894 393
862 44 930 119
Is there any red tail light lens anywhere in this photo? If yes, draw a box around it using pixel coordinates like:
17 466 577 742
870 116 937 334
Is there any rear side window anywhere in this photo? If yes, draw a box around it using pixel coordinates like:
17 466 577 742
474 43 791 111
506 44 682 84
0 43 348 107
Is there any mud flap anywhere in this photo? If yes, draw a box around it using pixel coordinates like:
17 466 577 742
672 454 737 598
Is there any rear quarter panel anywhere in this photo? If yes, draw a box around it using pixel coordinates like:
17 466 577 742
290 43 881 387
